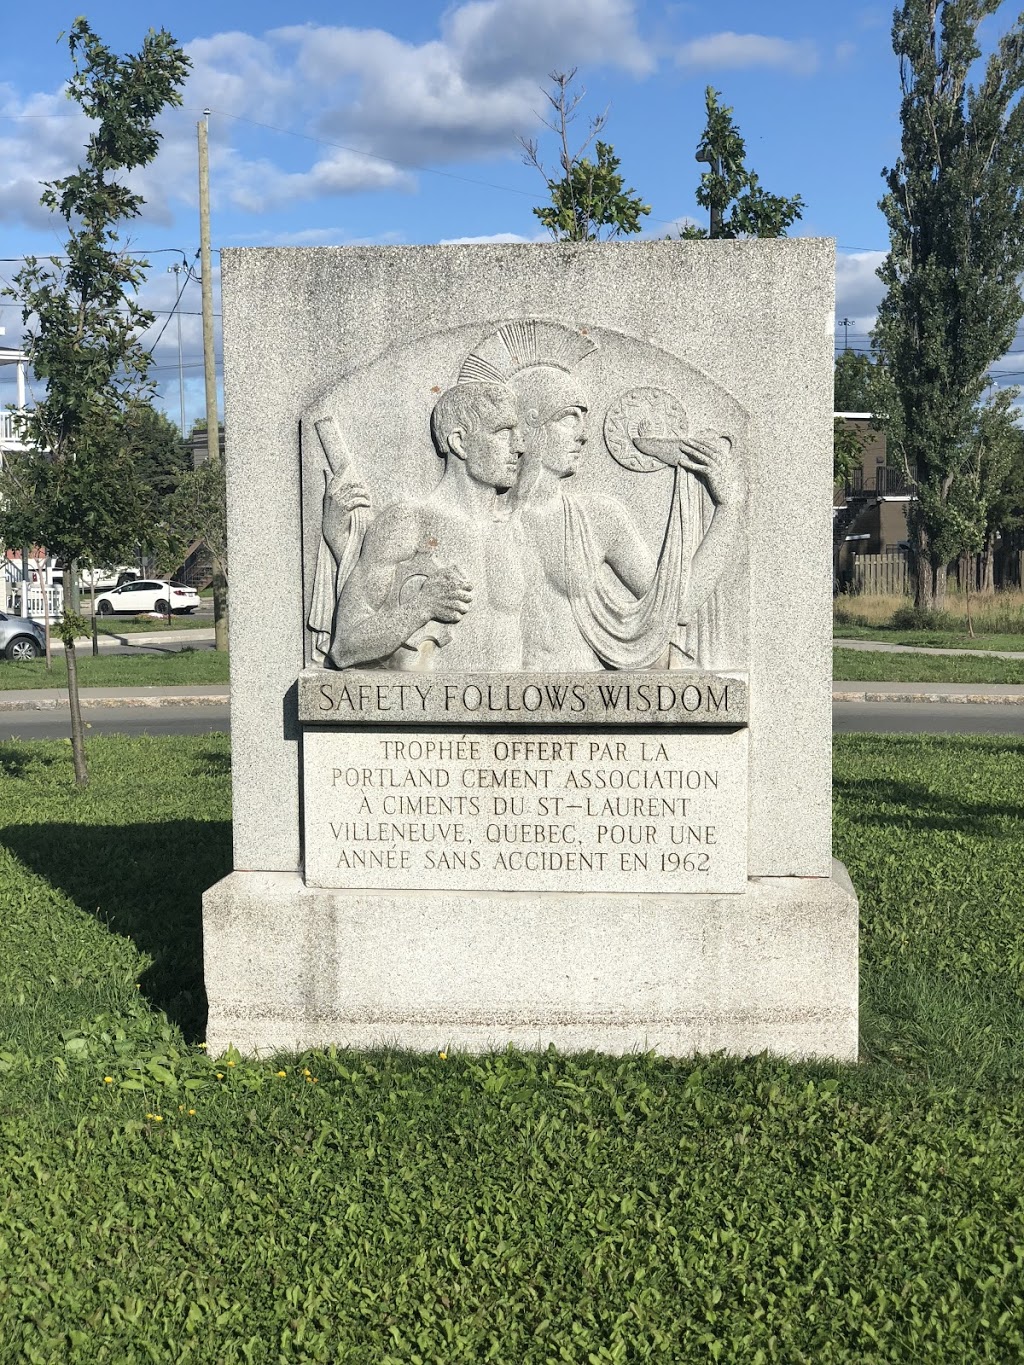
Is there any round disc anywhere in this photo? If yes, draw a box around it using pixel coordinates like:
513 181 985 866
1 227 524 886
603 387 689 473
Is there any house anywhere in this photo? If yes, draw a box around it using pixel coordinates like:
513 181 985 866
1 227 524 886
0 339 64 618
833 412 915 588
0 337 29 463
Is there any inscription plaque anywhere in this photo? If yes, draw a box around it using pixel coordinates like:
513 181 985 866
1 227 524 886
303 728 748 894
299 667 748 727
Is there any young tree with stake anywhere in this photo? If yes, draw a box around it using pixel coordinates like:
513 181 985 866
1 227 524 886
0 20 190 784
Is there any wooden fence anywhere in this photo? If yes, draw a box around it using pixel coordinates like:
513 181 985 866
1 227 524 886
851 552 909 596
850 542 1024 597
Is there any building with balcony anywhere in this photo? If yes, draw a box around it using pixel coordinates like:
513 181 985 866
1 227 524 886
833 412 916 590
0 339 29 458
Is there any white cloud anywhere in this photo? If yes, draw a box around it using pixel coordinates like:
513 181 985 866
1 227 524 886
237 227 405 247
222 152 413 214
1 1 653 231
0 84 88 228
439 232 538 244
676 32 819 75
446 0 654 81
835 250 886 333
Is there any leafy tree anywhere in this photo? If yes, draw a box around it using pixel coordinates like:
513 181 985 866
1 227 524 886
126 400 191 507
832 353 903 484
165 455 227 588
972 387 1024 592
521 71 650 241
0 19 189 784
834 352 879 412
833 419 866 485
682 87 804 239
874 0 1024 608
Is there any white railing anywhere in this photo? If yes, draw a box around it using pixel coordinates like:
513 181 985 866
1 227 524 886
0 410 29 447
5 581 63 621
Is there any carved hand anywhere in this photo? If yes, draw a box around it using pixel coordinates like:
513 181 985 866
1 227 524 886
416 566 473 624
632 429 739 506
677 434 740 506
325 475 372 517
630 424 689 468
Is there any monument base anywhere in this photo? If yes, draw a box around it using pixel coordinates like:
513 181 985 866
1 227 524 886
203 864 858 1062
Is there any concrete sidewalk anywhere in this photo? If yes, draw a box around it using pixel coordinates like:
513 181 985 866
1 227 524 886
0 686 229 710
44 626 215 651
834 637 1024 661
1 681 1022 710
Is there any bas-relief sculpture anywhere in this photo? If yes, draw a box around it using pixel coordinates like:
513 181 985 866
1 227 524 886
303 319 747 674
209 245 857 1062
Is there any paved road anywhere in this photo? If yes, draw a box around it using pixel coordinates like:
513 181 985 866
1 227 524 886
4 701 1024 740
46 627 216 658
834 701 1024 734
0 703 230 740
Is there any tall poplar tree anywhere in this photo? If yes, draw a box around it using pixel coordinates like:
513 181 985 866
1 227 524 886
0 20 189 784
874 0 1024 608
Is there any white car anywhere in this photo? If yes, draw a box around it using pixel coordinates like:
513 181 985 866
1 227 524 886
94 579 201 616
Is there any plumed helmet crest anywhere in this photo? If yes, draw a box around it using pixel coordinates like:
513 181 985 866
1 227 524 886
459 319 597 384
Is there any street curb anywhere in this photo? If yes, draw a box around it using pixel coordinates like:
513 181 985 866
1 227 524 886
0 694 229 711
831 689 1024 705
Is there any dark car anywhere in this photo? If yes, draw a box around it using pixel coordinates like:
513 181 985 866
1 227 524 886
0 611 46 661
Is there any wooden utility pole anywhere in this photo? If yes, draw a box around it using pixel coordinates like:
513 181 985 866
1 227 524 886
198 110 228 652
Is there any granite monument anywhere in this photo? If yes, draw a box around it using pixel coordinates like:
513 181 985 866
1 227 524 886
203 240 858 1059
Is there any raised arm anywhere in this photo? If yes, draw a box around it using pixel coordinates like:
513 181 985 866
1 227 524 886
639 433 742 621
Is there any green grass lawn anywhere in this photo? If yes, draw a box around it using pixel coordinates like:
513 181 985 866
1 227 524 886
835 641 1024 679
1 734 1023 1361
833 646 1024 684
0 648 229 690
5 646 1024 692
89 613 212 633
833 622 1024 652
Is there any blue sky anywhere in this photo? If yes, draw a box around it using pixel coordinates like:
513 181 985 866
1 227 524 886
1 1 1019 426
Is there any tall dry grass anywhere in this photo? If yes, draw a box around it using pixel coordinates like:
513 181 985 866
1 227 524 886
835 588 1024 635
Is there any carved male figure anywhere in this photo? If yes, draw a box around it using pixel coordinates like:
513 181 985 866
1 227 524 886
508 366 740 670
329 381 526 671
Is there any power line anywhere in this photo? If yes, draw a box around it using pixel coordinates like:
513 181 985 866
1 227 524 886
143 252 198 350
0 248 194 263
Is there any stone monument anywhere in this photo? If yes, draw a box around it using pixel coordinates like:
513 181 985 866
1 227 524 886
203 241 858 1060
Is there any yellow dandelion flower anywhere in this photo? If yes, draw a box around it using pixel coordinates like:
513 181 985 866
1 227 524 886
302 1067 311 1076
188 1109 196 1116
215 1072 224 1079
227 1060 236 1067
145 1113 164 1122
196 1042 207 1049
276 1070 287 1077
103 1076 113 1084
438 1051 448 1061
